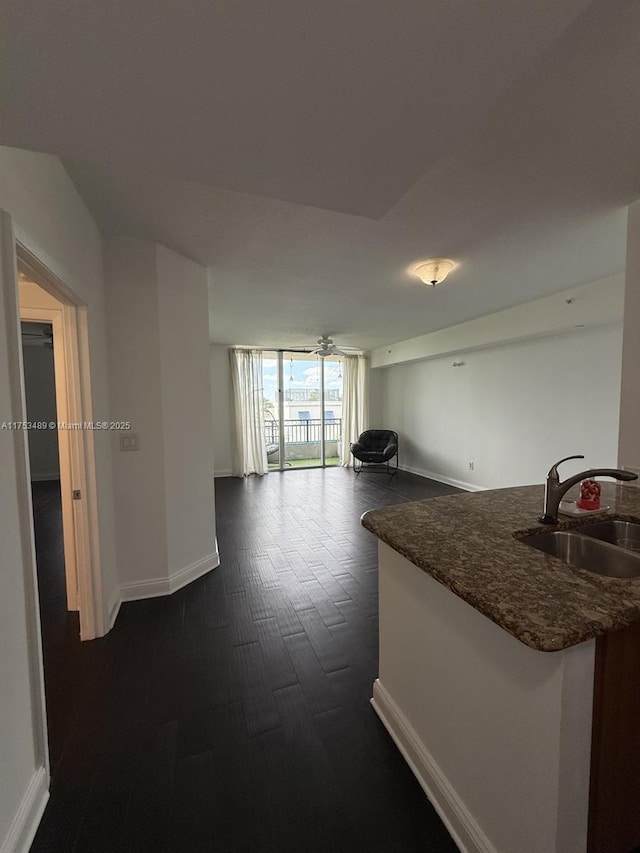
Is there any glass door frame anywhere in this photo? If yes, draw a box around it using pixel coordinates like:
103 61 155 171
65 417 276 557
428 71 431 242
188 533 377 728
266 350 337 471
277 352 286 468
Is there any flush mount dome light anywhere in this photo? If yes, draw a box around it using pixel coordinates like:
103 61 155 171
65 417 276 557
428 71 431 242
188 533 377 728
412 258 457 287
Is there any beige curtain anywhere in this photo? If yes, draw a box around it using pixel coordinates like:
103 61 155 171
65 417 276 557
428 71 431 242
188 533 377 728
340 354 369 466
230 348 268 476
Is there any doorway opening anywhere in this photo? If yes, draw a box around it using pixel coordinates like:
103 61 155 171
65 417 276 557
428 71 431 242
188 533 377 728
262 350 343 469
17 250 101 643
20 320 73 636
21 316 78 620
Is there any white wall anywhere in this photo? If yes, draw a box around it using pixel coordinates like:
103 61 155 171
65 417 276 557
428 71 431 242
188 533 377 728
619 199 640 470
106 238 218 599
210 344 233 476
157 245 216 574
105 239 168 585
375 542 594 853
369 360 384 428
375 322 623 490
21 342 60 480
0 148 118 853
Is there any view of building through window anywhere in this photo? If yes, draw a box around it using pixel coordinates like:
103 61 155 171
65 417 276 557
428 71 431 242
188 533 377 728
262 351 343 469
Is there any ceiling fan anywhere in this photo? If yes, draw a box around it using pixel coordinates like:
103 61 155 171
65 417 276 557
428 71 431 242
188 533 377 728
290 335 362 358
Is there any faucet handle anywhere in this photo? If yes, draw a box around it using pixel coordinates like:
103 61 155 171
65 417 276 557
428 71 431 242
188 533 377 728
548 455 585 479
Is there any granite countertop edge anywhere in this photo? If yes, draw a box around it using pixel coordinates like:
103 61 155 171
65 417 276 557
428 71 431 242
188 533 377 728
361 483 640 653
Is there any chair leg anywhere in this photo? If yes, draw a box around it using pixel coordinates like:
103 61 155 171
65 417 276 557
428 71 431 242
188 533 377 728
351 454 398 476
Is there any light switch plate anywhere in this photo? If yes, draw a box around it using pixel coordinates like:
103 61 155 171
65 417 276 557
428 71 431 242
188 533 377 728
120 433 139 451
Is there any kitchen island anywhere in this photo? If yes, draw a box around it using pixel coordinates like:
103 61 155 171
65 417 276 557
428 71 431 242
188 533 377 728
362 483 640 853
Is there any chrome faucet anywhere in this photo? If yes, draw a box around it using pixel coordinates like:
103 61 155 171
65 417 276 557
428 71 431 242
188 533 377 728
539 455 638 524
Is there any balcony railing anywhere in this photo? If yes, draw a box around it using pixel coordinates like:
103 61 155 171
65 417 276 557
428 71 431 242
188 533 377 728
264 417 342 447
284 389 342 402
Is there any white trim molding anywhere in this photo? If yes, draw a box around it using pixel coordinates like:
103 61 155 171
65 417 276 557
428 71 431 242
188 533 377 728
398 463 485 493
119 547 220 602
19 243 106 640
371 679 497 853
0 767 49 853
214 469 234 478
107 585 122 631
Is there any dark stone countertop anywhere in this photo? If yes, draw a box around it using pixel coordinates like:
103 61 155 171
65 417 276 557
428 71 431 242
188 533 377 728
361 482 640 652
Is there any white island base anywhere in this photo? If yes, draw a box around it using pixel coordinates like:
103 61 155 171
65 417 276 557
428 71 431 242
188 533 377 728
371 542 595 853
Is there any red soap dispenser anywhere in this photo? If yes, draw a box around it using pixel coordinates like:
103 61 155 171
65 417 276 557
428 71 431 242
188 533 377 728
577 478 601 511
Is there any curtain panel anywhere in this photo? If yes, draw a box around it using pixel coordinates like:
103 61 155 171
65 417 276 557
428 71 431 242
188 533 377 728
230 348 268 477
340 354 369 466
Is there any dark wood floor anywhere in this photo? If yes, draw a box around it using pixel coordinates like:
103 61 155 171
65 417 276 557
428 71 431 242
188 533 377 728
30 469 461 853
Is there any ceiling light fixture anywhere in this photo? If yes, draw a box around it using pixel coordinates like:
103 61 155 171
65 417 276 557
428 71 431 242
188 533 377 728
412 258 457 287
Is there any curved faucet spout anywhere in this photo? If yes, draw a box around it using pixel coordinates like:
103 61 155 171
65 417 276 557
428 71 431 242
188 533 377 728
539 457 638 524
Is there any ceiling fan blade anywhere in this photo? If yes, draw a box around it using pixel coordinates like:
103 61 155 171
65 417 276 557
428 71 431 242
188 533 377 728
284 335 361 357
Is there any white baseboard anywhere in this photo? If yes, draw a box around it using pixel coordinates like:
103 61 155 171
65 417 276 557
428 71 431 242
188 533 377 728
119 546 220 602
30 473 60 482
107 585 122 631
166 547 220 594
399 463 486 493
214 469 233 478
0 766 49 853
371 679 497 853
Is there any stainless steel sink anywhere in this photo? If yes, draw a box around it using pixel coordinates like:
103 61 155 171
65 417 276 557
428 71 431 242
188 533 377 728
520 530 640 579
576 519 640 554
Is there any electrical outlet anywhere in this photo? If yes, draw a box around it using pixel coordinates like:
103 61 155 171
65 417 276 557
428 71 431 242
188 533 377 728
468 461 475 471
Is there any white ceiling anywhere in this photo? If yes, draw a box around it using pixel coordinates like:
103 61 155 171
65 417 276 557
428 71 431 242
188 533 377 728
2 0 639 350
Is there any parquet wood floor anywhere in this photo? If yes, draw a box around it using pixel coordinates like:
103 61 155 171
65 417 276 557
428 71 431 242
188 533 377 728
30 469 461 853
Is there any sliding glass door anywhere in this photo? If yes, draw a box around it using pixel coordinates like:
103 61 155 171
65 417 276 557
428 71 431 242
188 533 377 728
262 351 280 468
322 355 342 467
262 351 343 470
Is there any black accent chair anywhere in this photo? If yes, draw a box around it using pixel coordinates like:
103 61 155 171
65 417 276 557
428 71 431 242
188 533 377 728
350 430 399 476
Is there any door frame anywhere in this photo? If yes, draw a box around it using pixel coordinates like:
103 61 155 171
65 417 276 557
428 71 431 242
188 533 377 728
17 243 103 642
